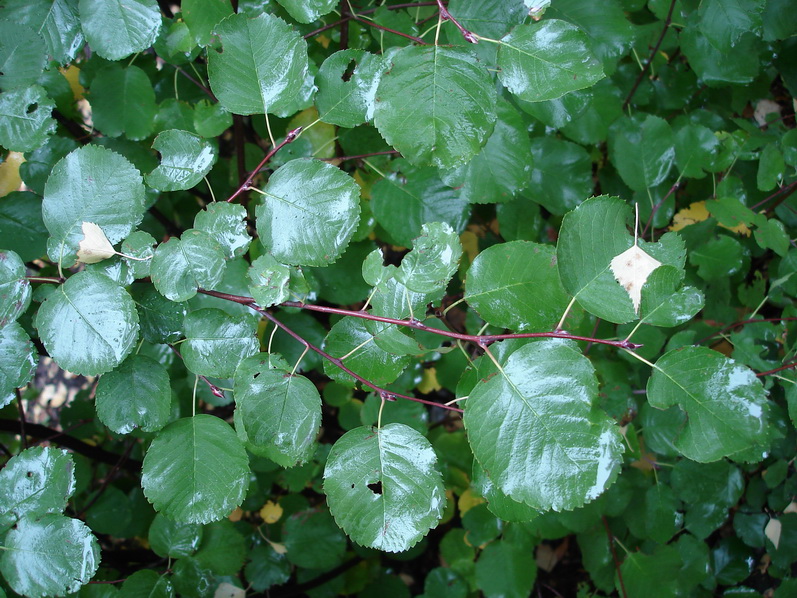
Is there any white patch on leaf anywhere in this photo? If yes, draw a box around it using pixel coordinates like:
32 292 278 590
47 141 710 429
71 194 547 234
765 517 782 549
77 222 116 264
610 244 661 314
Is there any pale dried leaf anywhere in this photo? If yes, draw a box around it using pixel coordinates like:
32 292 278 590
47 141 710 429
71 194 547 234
610 244 661 314
76 222 116 264
267 538 288 555
765 517 782 549
783 502 797 514
259 500 283 524
214 582 245 598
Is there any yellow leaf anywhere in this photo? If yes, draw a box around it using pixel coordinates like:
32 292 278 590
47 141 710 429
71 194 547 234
765 517 782 549
457 488 484 516
60 65 84 100
417 367 442 394
259 500 283 524
670 200 750 235
266 538 288 555
0 151 25 197
76 222 116 264
460 230 479 265
610 244 661 314
228 508 243 522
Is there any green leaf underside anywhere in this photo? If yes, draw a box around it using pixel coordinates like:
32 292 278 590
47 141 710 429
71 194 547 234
464 340 623 511
0 514 100 598
36 269 139 376
497 20 605 103
207 12 310 116
256 158 360 266
373 45 497 170
647 346 770 462
42 145 146 266
465 241 570 332
141 415 249 524
233 354 322 467
324 423 446 552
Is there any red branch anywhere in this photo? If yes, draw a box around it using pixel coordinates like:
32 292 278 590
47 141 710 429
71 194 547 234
435 0 478 43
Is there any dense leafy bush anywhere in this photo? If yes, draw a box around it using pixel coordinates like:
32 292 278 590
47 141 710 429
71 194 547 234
1 0 796 596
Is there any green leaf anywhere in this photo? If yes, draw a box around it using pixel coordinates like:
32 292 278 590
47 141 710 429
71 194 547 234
182 308 259 379
0 514 99 598
394 222 462 294
689 235 744 281
150 229 226 301
233 354 322 467
36 270 139 376
275 0 337 24
255 158 360 267
472 460 540 523
324 423 446 552
0 447 75 529
619 545 682 598
497 20 605 103
680 24 760 86
207 13 311 116
90 65 157 141
78 0 161 60
247 254 290 308
146 130 217 191
557 196 636 323
119 570 173 598
315 49 384 127
475 539 537 598
0 192 48 262
182 0 233 46
192 520 246 575
674 123 721 178
0 21 46 91
193 202 250 260
0 249 31 327
757 144 785 192
373 46 497 170
148 513 203 559
463 340 624 511
697 0 765 51
526 136 592 215
0 0 84 65
447 0 529 39
0 85 56 152
440 99 532 204
465 241 570 332
371 166 469 247
245 545 290 592
323 316 410 387
638 266 704 327
647 346 770 462
754 218 789 257
608 114 675 192
0 322 36 409
282 508 346 569
194 100 232 138
141 415 249 524
95 354 171 434
42 145 146 266
131 284 185 344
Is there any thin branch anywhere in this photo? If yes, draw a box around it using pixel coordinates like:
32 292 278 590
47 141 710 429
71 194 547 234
225 126 303 204
351 14 427 44
757 362 797 377
171 65 216 100
695 317 797 345
623 0 677 110
751 179 797 213
603 516 629 598
321 150 401 162
304 2 440 39
435 0 478 43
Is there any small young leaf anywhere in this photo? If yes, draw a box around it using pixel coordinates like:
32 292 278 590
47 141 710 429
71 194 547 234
324 423 446 552
146 129 218 192
395 222 462 294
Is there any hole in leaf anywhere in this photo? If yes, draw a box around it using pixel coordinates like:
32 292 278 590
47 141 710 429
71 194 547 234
341 59 357 82
253 372 260 379
351 483 355 489
26 471 33 477
367 481 382 495
26 103 38 114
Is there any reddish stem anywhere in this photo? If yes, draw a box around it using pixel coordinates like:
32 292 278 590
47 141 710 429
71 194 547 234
696 317 797 346
304 2 441 39
603 516 629 598
435 0 478 43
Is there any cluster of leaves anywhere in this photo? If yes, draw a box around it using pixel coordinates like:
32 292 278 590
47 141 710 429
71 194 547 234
1 0 797 596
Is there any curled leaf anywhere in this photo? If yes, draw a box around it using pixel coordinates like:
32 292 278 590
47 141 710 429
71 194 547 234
76 221 115 264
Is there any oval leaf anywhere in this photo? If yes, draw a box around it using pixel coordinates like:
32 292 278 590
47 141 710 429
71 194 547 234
36 270 139 376
147 129 218 192
395 222 462 294
78 0 161 60
315 49 384 127
464 339 624 511
150 229 226 302
0 249 32 327
193 202 250 259
255 158 360 267
0 85 55 152
324 423 446 552
182 308 259 379
0 322 37 409
141 415 250 524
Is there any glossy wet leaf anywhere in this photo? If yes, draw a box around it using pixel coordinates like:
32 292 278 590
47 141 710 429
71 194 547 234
0 447 75 529
193 202 250 260
689 235 744 281
0 249 31 327
315 49 384 127
141 415 249 524
680 24 760 86
394 222 461 294
472 461 540 523
0 514 99 598
620 545 682 598
182 0 232 46
465 241 570 332
0 322 36 409
638 266 704 327
119 570 173 598
698 0 764 51
78 0 161 60
447 0 529 39
36 269 139 376
0 85 56 153
608 114 675 192
90 65 156 140
0 0 83 65
527 136 593 215
148 513 203 558
248 254 290 308
95 354 171 434
324 423 445 552
557 196 636 323
0 192 48 262
233 354 322 467
207 13 310 116
647 346 770 462
276 0 337 24
497 20 605 102
255 158 360 267
131 284 185 344
146 129 217 191
464 340 624 511
373 46 496 170
42 145 146 266
0 21 46 91
150 229 226 301
182 308 259 379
